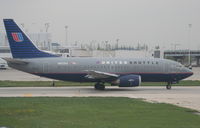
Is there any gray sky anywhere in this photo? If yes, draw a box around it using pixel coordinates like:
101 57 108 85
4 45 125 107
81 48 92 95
0 0 200 50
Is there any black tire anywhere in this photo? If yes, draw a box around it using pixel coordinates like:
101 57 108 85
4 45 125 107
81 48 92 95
94 83 105 90
99 84 105 90
166 85 171 90
52 81 55 87
94 84 99 90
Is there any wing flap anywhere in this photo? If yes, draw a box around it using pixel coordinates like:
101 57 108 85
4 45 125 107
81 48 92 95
84 70 119 79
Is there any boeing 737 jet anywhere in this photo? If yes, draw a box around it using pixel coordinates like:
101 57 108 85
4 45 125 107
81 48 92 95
3 19 193 90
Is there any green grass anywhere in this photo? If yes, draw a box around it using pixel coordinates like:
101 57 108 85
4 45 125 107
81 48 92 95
0 80 199 87
0 97 200 128
0 80 93 87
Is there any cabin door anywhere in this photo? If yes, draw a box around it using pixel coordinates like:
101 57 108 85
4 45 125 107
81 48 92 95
43 63 49 73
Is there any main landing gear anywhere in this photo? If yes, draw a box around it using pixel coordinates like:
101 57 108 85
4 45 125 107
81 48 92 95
52 81 55 87
94 82 105 90
166 82 172 90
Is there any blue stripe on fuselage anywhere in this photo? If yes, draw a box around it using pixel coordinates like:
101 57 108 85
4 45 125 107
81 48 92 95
32 72 193 82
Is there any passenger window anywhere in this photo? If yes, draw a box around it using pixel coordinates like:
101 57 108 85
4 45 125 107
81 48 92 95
138 61 141 64
134 61 137 64
106 61 110 64
130 61 132 64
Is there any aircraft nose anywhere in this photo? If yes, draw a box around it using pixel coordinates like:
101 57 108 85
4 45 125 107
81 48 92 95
184 67 193 76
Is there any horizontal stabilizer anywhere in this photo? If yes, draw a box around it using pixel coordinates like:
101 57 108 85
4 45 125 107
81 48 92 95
3 58 29 65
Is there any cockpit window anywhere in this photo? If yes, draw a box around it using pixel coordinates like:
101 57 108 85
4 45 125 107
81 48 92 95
176 64 183 68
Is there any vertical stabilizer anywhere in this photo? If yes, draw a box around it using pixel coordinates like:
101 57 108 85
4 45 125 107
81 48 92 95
3 19 58 58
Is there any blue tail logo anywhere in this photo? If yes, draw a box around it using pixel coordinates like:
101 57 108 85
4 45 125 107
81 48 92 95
11 32 24 42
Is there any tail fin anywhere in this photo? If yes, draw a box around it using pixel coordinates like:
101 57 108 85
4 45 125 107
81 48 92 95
3 19 58 58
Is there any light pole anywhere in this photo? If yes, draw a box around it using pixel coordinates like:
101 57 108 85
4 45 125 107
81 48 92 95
45 23 50 33
116 39 119 50
45 23 50 50
188 24 192 66
65 26 68 46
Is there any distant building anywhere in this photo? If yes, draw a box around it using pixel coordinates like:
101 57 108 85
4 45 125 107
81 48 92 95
164 50 200 66
0 46 11 58
28 33 51 50
0 32 156 58
0 32 51 50
114 50 153 58
154 50 160 58
0 33 8 46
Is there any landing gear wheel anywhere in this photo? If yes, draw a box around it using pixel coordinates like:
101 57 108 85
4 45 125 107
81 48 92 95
166 82 171 90
94 83 105 90
166 85 171 90
52 81 55 87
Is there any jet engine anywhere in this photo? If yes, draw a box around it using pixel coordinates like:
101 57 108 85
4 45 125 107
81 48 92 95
113 75 141 87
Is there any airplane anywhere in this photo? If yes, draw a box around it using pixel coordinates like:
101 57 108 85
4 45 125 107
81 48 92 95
3 19 193 90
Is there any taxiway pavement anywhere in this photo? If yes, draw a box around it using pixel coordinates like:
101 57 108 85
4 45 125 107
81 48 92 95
0 86 200 111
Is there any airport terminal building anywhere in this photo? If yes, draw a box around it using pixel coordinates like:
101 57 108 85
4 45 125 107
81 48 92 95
1 32 200 67
164 50 200 67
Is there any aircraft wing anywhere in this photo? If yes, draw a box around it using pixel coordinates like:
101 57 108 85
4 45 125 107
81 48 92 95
3 58 29 65
84 70 119 79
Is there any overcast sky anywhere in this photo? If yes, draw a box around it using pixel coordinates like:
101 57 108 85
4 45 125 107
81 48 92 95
0 0 200 50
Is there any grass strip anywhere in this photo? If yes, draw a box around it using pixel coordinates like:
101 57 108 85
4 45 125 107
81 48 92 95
0 97 200 128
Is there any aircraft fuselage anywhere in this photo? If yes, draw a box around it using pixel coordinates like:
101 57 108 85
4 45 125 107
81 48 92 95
8 57 193 83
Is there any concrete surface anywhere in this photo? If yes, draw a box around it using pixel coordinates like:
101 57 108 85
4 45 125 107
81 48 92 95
0 68 52 81
0 86 200 111
185 67 200 80
0 68 200 112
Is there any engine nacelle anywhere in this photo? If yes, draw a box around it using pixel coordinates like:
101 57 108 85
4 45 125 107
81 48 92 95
116 75 141 87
